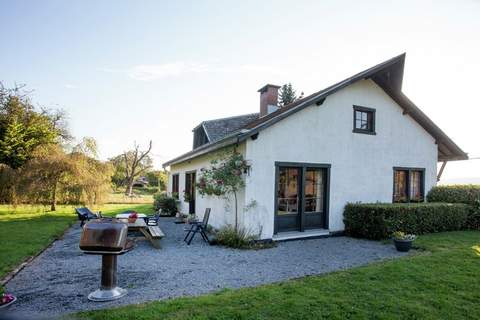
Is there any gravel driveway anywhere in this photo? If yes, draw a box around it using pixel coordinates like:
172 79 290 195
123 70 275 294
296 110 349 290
5 217 406 317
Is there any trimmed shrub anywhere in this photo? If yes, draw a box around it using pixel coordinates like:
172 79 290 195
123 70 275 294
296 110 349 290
467 201 480 230
427 185 480 205
344 203 472 240
214 225 276 249
153 193 177 216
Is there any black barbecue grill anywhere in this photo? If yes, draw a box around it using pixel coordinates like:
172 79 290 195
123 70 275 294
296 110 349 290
79 218 133 301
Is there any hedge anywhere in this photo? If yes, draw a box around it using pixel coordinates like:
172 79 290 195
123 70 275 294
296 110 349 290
344 203 473 240
427 185 480 205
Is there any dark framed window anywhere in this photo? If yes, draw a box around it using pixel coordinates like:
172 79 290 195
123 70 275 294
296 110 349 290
353 105 375 134
172 174 179 199
393 167 425 203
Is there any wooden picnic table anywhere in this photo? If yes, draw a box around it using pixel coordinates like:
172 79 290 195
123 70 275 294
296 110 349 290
116 217 165 249
115 213 147 219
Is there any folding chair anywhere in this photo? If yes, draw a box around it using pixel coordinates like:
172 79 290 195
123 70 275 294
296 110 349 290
184 208 210 245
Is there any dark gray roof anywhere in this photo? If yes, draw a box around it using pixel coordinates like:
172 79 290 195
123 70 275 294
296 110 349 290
200 113 259 143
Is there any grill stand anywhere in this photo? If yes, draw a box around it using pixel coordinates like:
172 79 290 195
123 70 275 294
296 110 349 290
88 254 127 302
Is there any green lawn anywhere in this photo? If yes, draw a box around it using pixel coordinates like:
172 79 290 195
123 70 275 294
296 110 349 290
76 231 480 320
0 203 154 280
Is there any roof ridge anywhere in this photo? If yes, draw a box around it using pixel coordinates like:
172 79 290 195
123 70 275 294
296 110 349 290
202 112 259 124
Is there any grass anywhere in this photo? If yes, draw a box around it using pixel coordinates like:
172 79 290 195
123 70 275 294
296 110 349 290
76 231 480 320
107 187 158 204
0 203 155 281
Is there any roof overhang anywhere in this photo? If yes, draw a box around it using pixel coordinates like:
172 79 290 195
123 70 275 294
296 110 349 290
163 53 467 167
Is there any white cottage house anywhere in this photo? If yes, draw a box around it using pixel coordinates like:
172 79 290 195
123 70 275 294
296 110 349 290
163 53 467 240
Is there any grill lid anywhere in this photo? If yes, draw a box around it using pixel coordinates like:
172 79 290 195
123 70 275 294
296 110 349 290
80 218 128 253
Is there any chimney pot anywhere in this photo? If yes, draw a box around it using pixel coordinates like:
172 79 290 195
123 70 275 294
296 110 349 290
258 84 281 117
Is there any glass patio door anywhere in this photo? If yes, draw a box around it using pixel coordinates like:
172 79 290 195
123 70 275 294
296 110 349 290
276 167 301 232
275 163 329 233
304 167 327 230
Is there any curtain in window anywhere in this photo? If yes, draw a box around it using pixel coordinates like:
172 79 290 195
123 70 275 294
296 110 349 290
393 170 408 202
277 168 299 215
304 168 324 212
409 171 422 201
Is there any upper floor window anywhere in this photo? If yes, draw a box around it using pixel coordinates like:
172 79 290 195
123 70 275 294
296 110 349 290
353 105 376 134
393 168 424 203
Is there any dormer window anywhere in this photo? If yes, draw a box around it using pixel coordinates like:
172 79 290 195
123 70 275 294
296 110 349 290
353 105 376 135
193 126 209 149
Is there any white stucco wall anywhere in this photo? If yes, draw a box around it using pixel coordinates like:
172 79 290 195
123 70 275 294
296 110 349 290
167 144 246 230
244 79 438 239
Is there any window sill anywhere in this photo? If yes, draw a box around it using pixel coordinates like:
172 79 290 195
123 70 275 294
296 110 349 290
352 129 376 135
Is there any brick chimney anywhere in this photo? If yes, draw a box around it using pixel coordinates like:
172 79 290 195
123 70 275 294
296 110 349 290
258 84 281 117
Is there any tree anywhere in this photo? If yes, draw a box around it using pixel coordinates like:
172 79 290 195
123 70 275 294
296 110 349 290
146 170 168 191
16 144 75 211
0 83 69 169
196 150 249 231
16 138 113 211
278 83 303 107
122 141 153 196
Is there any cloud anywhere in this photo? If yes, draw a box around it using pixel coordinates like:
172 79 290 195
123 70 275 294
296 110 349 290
101 62 281 81
64 84 78 89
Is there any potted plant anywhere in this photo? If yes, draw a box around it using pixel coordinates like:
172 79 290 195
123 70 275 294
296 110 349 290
0 292 16 309
128 211 138 223
392 231 416 252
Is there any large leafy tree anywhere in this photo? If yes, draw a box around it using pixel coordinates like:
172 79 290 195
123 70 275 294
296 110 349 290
16 138 113 211
278 83 303 107
0 83 68 169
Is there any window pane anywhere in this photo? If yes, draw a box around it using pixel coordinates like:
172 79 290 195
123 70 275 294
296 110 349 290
361 120 368 130
393 170 408 202
277 168 299 215
409 171 423 201
361 112 367 121
304 168 324 213
355 119 362 129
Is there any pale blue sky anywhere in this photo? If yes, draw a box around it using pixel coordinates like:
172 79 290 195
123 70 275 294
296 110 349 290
1 0 479 181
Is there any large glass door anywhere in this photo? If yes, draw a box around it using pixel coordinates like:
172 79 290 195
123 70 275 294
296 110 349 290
275 163 329 233
304 167 327 230
276 167 301 232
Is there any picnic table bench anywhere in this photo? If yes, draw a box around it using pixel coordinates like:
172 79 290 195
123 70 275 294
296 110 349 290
114 215 165 249
139 226 165 249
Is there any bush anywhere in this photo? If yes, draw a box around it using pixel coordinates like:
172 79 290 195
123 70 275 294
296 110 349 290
153 193 177 216
215 225 255 249
427 185 480 205
344 203 472 240
467 201 480 230
214 225 275 249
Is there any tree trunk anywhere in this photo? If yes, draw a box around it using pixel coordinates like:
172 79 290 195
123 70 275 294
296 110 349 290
126 179 134 197
233 191 238 231
51 182 57 211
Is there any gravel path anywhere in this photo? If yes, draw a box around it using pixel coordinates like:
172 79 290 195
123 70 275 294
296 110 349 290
5 217 406 318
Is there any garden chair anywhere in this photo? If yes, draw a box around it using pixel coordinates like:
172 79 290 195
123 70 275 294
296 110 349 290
75 207 101 227
143 212 160 226
184 208 210 245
